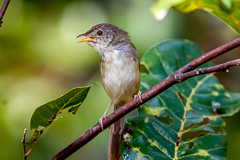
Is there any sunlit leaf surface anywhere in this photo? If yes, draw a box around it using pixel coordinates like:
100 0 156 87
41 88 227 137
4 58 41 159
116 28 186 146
122 40 240 159
151 0 184 20
151 0 240 34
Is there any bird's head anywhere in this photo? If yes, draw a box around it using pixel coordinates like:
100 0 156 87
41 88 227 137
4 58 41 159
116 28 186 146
77 23 130 54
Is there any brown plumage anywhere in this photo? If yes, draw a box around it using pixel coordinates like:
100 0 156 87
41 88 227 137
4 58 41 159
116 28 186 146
77 23 141 160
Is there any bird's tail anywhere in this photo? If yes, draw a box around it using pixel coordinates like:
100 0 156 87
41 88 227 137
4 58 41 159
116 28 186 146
108 105 125 160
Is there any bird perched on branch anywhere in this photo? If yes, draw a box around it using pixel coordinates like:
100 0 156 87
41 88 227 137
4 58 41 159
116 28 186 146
77 23 141 160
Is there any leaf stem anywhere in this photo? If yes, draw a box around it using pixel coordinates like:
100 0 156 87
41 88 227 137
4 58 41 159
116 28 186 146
174 74 212 159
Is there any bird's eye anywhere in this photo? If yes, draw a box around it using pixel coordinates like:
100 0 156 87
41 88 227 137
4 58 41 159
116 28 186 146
97 30 103 36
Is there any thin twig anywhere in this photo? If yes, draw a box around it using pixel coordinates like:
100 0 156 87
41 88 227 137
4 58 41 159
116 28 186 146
175 59 240 82
25 143 35 157
177 37 240 73
21 128 28 160
0 0 10 27
21 128 36 159
51 37 240 160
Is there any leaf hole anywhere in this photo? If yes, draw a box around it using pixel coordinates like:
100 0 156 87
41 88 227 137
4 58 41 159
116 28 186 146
182 130 210 141
156 115 174 125
123 127 133 137
177 92 186 102
140 64 149 74
213 126 224 134
215 108 227 114
184 118 210 130
188 141 195 150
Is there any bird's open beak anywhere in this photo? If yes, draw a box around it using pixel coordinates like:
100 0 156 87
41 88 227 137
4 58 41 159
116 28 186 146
76 34 95 43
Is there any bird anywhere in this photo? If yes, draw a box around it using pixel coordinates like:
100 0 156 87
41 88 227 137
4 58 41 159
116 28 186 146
77 23 141 160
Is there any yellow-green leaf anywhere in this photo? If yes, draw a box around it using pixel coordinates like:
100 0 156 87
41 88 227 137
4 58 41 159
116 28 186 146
151 0 240 34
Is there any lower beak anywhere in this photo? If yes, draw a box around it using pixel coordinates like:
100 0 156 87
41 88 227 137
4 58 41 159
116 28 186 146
76 34 94 43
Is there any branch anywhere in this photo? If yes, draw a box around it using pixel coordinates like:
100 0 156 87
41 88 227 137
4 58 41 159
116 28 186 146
0 0 10 27
177 37 240 73
21 128 35 160
175 59 240 82
51 37 240 160
21 128 27 160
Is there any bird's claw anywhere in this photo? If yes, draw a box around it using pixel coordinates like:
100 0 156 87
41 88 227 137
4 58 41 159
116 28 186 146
134 91 143 108
99 116 106 130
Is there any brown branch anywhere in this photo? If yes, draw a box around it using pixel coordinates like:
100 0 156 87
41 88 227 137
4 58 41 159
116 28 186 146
51 37 240 160
0 0 10 27
175 59 240 82
177 38 240 73
21 128 28 160
22 128 35 160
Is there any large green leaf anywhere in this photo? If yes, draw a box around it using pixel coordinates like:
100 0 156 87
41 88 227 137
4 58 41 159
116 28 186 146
122 40 240 159
27 82 97 144
151 0 240 34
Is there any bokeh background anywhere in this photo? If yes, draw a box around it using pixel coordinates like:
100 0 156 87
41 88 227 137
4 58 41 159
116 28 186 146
0 0 239 159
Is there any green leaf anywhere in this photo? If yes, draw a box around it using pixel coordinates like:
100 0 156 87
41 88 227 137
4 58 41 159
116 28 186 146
122 40 240 159
151 0 185 20
151 0 240 34
27 82 97 144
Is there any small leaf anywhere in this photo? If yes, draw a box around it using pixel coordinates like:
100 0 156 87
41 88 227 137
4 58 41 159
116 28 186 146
151 0 185 20
151 0 240 34
122 40 240 159
27 82 97 144
220 0 233 13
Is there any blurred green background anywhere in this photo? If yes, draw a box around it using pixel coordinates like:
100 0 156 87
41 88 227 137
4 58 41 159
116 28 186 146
0 0 239 159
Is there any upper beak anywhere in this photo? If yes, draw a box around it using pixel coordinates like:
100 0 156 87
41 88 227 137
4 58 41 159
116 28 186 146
76 33 95 43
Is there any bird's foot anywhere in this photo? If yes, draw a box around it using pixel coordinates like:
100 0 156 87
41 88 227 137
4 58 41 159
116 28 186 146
99 116 106 130
134 91 143 108
99 101 113 130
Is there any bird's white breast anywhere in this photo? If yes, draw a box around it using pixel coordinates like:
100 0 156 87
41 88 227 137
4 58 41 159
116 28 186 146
100 49 139 105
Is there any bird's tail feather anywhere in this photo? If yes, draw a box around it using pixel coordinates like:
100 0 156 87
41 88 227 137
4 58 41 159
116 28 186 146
108 106 125 160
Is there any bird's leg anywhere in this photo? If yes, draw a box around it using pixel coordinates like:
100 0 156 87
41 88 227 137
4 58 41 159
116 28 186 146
134 91 143 108
99 101 113 130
